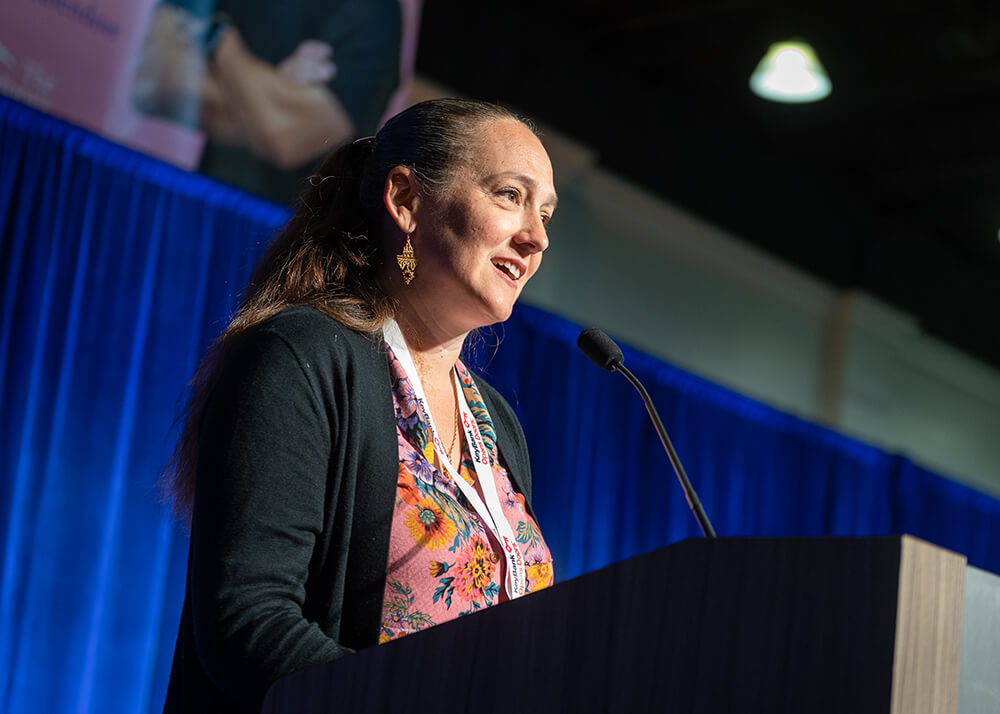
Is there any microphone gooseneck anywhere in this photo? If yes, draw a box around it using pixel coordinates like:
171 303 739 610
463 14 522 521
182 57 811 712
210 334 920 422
577 328 717 539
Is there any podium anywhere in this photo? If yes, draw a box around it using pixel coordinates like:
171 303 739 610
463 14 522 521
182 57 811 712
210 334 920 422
263 536 997 713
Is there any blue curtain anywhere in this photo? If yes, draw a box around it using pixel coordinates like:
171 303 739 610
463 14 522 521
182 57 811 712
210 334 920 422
0 97 287 713
2 95 999 712
470 311 1000 580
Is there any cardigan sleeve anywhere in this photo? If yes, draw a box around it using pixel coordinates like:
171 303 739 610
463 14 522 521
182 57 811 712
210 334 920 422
187 326 352 710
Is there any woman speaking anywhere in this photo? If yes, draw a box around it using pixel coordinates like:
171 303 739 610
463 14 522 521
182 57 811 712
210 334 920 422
162 98 558 712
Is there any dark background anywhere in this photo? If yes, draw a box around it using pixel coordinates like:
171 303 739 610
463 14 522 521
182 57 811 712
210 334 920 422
418 1 1000 370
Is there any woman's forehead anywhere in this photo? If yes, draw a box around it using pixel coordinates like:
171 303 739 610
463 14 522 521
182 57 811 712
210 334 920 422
465 120 555 196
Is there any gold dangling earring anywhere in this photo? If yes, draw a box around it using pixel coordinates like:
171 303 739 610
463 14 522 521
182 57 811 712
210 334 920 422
396 233 416 285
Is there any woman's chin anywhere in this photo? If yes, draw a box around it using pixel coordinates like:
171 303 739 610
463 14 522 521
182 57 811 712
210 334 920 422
482 297 517 327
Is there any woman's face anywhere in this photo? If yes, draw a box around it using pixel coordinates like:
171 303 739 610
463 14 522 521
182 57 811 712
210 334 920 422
412 118 557 334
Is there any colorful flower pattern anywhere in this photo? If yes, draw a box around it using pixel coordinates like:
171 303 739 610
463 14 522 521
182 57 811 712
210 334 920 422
380 346 554 641
403 496 458 552
379 581 435 644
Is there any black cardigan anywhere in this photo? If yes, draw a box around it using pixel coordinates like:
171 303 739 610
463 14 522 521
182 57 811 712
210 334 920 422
164 306 532 713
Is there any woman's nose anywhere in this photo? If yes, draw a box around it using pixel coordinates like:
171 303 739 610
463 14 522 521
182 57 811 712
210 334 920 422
515 214 549 253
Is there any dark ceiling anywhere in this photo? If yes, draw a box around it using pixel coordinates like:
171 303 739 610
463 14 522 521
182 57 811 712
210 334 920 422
417 0 1000 370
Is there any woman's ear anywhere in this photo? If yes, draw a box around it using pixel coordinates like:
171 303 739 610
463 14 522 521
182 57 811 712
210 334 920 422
383 166 420 234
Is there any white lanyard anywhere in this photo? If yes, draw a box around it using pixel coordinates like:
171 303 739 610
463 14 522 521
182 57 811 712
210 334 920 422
383 319 526 599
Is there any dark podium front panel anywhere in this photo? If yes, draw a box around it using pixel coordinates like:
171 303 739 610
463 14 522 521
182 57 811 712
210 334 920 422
264 536 966 714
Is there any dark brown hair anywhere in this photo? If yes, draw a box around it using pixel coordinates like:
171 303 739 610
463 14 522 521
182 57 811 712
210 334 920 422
163 98 532 522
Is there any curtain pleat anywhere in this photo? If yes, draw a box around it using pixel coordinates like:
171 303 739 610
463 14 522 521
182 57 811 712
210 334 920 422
3 95 1000 712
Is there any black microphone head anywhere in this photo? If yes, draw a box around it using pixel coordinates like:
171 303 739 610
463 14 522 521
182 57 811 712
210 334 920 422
577 327 624 371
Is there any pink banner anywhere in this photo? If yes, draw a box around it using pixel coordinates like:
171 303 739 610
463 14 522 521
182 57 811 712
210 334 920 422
1 0 422 202
0 0 205 168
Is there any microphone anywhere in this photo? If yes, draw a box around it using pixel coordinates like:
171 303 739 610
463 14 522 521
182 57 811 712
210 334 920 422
577 327 623 371
577 328 717 538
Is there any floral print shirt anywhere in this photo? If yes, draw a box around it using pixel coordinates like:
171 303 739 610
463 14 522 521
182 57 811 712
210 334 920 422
379 346 554 643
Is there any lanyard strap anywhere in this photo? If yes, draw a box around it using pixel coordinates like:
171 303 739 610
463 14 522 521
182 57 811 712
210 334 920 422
383 319 526 598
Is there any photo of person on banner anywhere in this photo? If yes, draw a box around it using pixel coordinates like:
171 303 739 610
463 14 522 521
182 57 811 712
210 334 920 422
132 0 414 204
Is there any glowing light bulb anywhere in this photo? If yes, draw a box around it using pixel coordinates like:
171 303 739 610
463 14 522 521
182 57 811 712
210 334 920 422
750 40 832 103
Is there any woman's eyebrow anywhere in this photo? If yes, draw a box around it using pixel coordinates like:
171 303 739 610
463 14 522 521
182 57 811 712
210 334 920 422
487 172 559 208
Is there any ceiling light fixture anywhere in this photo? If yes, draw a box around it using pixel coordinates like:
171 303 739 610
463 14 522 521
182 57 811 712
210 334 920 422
750 40 832 103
